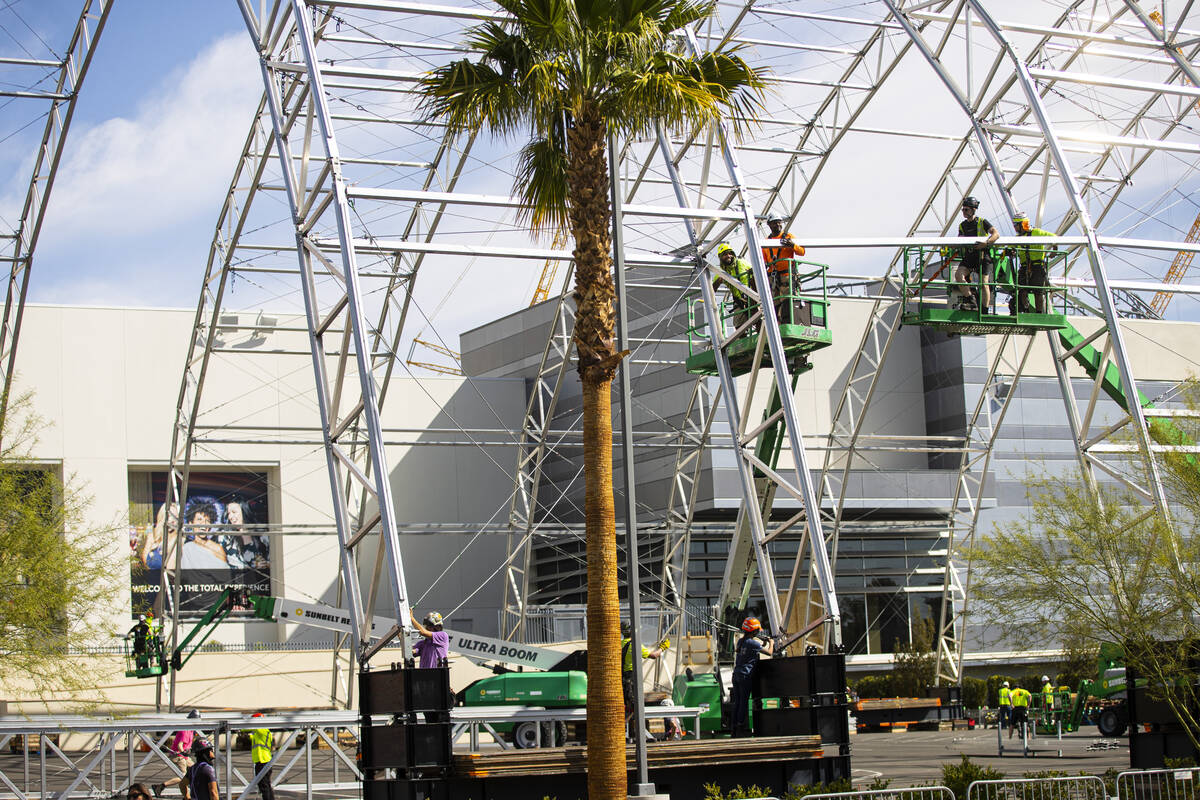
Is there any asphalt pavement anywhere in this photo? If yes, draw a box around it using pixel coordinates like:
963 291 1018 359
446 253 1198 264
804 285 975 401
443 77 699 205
847 727 1130 787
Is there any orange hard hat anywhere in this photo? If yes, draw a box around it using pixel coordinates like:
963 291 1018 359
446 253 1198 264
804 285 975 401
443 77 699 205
741 617 762 633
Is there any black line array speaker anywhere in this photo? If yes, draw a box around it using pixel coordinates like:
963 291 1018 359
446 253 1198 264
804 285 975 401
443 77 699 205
753 654 846 701
753 705 849 744
363 778 448 800
360 665 451 715
360 723 452 771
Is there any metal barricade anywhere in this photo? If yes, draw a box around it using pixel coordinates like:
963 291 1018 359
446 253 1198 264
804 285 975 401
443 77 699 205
1117 766 1200 800
967 775 1107 800
801 787 956 800
0 712 361 800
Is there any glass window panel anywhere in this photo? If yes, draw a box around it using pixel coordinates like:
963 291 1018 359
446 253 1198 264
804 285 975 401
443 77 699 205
841 595 868 656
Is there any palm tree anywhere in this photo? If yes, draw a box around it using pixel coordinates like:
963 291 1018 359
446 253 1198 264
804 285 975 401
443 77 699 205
419 2 764 796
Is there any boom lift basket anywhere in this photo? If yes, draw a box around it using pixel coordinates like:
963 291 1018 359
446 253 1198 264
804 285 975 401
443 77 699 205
686 259 833 377
900 246 1069 335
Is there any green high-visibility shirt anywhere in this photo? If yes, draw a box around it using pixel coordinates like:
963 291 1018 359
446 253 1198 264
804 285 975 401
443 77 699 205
1012 688 1031 708
998 686 1011 706
714 257 755 301
621 638 652 673
1042 683 1055 704
1017 228 1055 265
249 728 273 763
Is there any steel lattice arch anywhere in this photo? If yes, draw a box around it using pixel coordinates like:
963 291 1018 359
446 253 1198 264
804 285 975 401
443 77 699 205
141 0 1200 705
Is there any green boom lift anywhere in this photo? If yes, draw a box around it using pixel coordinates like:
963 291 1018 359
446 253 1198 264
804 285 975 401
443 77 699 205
123 588 245 678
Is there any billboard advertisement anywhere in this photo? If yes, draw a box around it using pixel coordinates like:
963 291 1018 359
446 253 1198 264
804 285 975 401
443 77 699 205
129 471 271 618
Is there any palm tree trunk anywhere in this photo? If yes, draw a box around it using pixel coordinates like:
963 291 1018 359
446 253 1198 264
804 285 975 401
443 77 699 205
568 100 625 800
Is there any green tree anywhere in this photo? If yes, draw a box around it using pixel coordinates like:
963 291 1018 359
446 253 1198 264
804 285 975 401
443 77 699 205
892 614 936 697
1054 632 1096 690
972 382 1200 752
418 2 765 796
0 391 119 705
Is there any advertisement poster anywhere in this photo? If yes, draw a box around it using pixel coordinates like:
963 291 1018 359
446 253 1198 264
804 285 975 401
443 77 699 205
129 471 270 618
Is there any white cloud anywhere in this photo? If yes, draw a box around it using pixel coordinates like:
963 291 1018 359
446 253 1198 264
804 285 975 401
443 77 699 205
38 33 260 240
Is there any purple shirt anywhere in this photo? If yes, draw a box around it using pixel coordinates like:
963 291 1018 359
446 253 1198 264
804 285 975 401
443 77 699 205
414 631 449 668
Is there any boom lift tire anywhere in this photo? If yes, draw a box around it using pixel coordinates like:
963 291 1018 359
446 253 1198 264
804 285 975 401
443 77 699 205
1097 706 1127 737
511 721 567 749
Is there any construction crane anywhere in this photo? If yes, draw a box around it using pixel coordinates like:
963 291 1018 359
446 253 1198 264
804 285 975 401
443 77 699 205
405 338 464 376
1149 10 1198 317
529 230 570 306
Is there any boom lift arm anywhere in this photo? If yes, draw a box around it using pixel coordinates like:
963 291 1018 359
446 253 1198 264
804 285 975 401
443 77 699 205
170 588 243 671
250 595 568 671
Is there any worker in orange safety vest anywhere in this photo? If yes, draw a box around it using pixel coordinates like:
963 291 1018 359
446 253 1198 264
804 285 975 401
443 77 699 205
761 212 806 324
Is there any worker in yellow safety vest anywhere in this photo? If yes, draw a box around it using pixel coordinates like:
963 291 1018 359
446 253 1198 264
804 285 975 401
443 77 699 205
1009 686 1031 739
997 681 1012 729
1041 675 1056 719
248 713 275 800
713 243 757 333
1011 211 1055 314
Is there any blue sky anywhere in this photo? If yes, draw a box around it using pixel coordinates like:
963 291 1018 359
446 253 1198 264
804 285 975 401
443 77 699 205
1 1 259 308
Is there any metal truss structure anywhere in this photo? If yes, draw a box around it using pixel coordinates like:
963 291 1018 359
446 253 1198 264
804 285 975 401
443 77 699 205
0 0 112 424
136 0 1200 705
0 713 361 800
501 268 576 640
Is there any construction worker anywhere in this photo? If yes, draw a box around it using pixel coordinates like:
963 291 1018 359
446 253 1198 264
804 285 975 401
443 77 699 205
1009 685 1032 739
761 212 807 324
129 615 151 671
188 738 219 800
410 609 448 668
730 617 774 737
155 710 200 800
146 611 163 670
998 680 1012 730
248 713 275 800
621 621 668 740
712 243 756 333
1011 211 1055 314
1041 675 1056 722
953 196 999 311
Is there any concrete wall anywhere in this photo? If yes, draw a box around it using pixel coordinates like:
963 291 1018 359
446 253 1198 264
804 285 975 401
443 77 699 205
10 304 524 710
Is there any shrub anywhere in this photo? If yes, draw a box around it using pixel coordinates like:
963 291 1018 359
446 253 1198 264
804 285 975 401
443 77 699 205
783 777 853 799
702 783 773 800
853 674 894 698
941 754 1003 800
962 676 987 708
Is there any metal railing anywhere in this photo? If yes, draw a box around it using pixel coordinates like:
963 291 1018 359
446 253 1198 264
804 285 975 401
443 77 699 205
1117 766 1200 800
802 787 956 800
901 246 1069 318
0 713 361 800
966 775 1107 800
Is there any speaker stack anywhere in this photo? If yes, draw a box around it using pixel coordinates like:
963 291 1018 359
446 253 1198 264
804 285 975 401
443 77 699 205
751 652 850 753
359 664 452 800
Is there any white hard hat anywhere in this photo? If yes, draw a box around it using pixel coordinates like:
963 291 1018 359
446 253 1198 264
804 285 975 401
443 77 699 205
1042 675 1050 682
1002 681 1009 687
139 615 146 622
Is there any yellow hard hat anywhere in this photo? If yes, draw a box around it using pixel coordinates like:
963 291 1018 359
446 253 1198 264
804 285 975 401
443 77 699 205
717 242 734 256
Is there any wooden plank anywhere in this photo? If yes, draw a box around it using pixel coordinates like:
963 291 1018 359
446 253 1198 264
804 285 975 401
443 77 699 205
453 735 823 778
854 697 941 711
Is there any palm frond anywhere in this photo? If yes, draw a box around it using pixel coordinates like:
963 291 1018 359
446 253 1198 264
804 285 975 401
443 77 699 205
661 0 717 34
601 49 767 138
514 134 571 230
417 59 529 136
